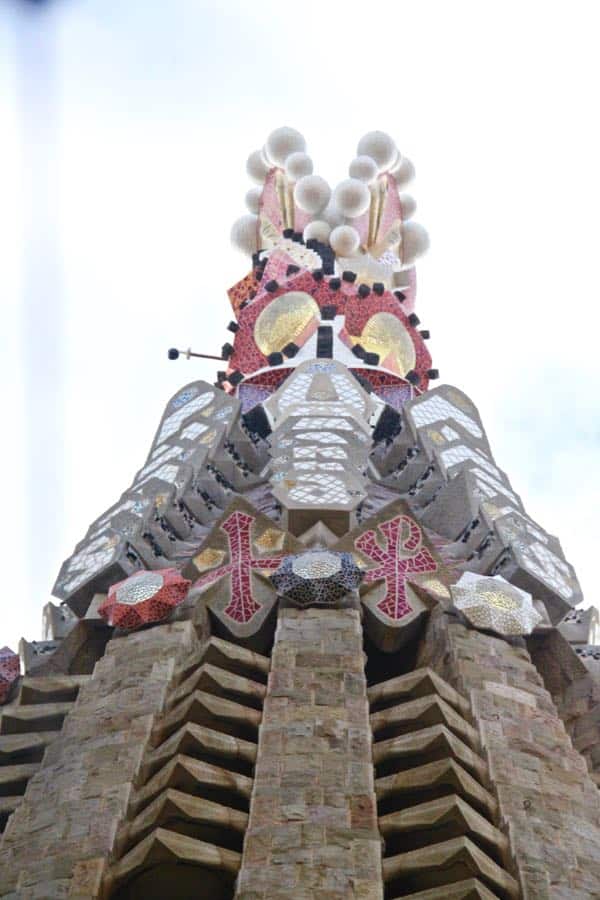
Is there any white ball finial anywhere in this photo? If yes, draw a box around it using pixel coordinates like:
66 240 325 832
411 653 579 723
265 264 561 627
303 220 331 244
349 155 378 183
329 225 360 257
399 194 416 220
392 156 416 187
284 152 313 181
246 150 270 184
356 131 397 172
231 214 259 256
333 178 371 218
322 199 344 229
265 127 306 167
400 221 429 266
294 175 331 214
245 187 262 214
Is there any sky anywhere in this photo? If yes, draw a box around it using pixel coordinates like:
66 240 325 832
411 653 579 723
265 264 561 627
1 0 599 651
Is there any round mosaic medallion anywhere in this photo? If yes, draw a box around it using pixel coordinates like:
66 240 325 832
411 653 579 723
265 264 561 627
115 571 164 606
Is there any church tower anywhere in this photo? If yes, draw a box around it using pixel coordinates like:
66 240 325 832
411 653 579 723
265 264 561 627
1 128 599 899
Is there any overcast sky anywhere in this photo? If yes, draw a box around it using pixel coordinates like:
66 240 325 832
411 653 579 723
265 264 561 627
1 0 599 651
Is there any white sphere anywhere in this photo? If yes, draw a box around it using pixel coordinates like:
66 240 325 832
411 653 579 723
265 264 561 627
245 187 262 214
356 131 397 172
231 214 259 256
294 175 331 214
265 126 306 167
246 149 270 184
284 152 313 181
399 194 416 220
348 155 378 183
400 221 429 266
329 225 360 257
303 220 331 244
321 199 344 229
392 156 416 187
333 178 371 218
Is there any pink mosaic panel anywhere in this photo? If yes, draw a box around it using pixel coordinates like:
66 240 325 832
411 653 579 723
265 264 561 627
378 174 403 242
259 169 285 234
193 510 284 624
355 514 437 620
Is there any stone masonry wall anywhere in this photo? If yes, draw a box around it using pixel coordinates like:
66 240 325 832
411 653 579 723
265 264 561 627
418 607 600 899
528 630 600 787
236 606 383 900
0 621 199 899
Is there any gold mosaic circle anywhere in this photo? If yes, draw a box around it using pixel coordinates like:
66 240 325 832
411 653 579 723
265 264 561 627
351 312 416 376
254 292 320 356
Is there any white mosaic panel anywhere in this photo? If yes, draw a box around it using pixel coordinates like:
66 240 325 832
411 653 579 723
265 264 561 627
410 395 483 438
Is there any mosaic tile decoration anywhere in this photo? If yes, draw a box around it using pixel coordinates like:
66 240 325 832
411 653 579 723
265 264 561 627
192 509 283 623
185 498 303 638
0 646 19 704
450 571 542 636
354 513 438 620
99 567 191 629
271 550 363 608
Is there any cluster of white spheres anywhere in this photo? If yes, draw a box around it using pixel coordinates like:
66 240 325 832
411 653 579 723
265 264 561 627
233 127 425 261
264 126 306 167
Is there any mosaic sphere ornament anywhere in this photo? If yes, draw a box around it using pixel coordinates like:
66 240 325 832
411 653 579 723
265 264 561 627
399 193 417 220
231 214 259 256
294 175 331 215
356 131 398 172
400 221 430 266
99 568 191 629
246 149 270 184
329 225 360 257
285 152 313 181
391 156 415 186
271 550 363 609
303 219 331 244
349 155 378 183
265 126 306 167
0 646 19 704
333 178 371 218
450 572 542 637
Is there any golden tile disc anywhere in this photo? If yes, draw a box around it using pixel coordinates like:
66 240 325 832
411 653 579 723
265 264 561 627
351 312 416 376
254 292 320 356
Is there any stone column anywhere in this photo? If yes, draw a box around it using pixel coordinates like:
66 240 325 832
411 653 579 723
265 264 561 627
236 607 382 900
418 607 600 899
0 621 199 898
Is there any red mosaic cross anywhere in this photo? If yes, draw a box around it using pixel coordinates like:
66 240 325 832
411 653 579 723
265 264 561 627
355 514 437 620
195 510 284 623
